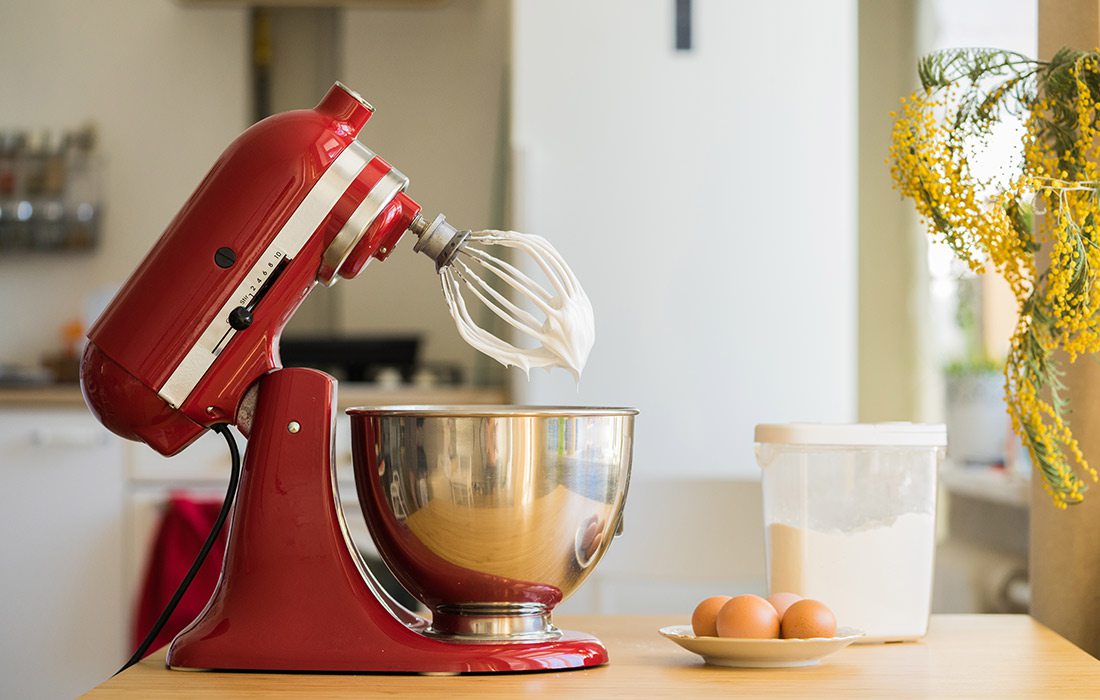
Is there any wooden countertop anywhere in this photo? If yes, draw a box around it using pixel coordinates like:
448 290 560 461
82 614 1100 698
0 383 507 410
0 384 90 407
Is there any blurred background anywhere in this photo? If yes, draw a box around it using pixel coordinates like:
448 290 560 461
0 0 1039 696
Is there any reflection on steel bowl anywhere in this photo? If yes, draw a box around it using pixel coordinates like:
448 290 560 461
348 406 637 641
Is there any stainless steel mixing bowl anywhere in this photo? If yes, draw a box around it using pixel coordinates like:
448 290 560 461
348 406 637 641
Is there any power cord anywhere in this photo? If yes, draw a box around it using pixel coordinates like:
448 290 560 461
116 423 241 674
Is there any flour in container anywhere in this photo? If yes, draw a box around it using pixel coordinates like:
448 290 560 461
768 512 935 643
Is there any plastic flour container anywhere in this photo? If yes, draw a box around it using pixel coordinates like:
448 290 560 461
755 423 946 643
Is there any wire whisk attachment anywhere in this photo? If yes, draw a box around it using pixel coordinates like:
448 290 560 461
411 215 594 379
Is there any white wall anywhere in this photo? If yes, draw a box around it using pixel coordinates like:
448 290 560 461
0 1 249 366
511 0 858 480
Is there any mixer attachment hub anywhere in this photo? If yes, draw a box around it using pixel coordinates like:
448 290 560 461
411 213 470 270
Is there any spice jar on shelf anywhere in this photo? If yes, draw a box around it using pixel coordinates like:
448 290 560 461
0 124 101 253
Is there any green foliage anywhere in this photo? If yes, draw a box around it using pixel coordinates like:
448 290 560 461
893 46 1100 505
917 48 1037 87
918 48 1040 124
945 357 1003 376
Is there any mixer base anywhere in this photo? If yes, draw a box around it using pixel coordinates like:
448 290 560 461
168 631 608 674
166 368 609 674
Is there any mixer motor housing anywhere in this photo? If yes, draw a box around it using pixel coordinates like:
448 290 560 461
82 83 419 456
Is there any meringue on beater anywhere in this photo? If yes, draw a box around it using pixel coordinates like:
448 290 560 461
410 219 594 379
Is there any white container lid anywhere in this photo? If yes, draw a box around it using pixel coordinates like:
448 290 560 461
754 422 946 447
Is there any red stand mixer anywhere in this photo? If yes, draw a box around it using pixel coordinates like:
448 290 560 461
80 83 635 673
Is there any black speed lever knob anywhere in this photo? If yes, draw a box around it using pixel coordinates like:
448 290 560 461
228 306 253 331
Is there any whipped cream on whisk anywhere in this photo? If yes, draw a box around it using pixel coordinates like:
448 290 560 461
437 230 594 380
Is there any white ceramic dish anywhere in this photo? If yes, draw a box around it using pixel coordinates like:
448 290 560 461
658 625 864 668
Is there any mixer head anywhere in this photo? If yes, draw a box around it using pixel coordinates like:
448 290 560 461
409 213 595 379
81 76 593 461
81 83 421 456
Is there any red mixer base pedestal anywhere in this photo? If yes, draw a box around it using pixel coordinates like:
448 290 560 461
166 368 608 673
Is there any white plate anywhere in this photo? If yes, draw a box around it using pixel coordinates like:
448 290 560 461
658 625 864 668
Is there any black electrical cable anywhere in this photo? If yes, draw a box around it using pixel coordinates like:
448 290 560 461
116 423 241 675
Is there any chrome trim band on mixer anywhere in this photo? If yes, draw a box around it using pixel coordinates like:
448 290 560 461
157 140 376 409
333 80 374 112
317 166 408 286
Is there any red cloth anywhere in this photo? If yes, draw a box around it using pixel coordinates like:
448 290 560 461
133 494 227 656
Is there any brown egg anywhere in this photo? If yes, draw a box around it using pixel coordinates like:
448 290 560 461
780 599 837 639
691 596 731 637
767 592 803 618
715 594 780 639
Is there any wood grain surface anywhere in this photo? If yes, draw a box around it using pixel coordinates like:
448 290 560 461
81 614 1100 698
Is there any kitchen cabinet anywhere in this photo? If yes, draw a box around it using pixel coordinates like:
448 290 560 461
123 422 377 618
0 408 127 700
558 479 767 616
0 383 505 698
